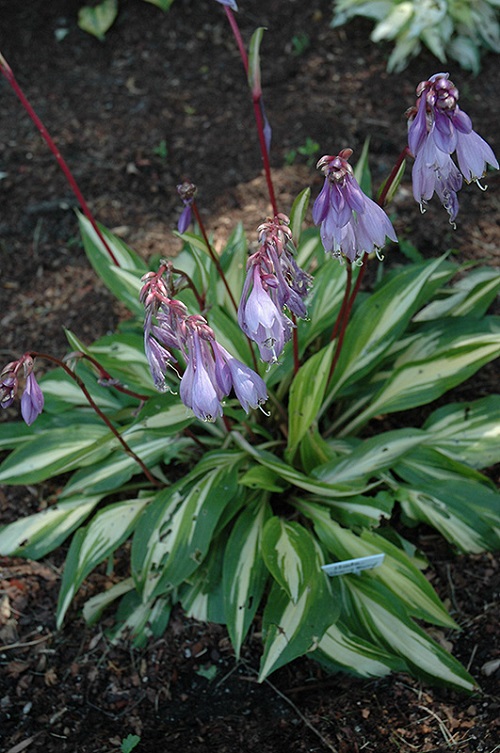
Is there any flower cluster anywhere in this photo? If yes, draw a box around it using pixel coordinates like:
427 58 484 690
238 214 311 363
407 73 499 223
141 261 267 421
313 149 397 262
0 355 44 425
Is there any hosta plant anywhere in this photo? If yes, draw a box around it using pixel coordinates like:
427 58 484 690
331 0 500 73
1 2 499 692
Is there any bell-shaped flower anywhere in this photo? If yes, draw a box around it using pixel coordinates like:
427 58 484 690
313 149 397 261
238 264 290 363
20 371 44 426
180 331 223 423
407 73 498 221
213 343 267 413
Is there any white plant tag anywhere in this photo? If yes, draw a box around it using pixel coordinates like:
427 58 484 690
321 553 385 577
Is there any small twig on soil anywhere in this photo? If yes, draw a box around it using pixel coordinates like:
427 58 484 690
0 634 52 651
239 662 339 753
417 704 457 746
466 643 478 672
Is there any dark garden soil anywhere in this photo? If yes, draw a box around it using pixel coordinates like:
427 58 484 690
0 1 499 751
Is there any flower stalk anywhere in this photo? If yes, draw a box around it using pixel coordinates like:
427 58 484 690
0 51 120 267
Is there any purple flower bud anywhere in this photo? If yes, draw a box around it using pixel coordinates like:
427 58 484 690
20 371 44 426
0 369 18 409
407 73 498 221
313 149 397 261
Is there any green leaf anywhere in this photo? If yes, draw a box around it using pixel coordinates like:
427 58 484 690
324 256 447 406
259 542 337 680
121 733 141 753
317 621 398 678
344 578 476 691
83 577 135 625
312 428 424 484
395 476 500 553
57 497 149 627
59 434 173 497
78 0 118 40
0 494 102 559
414 267 500 322
78 212 147 315
143 0 174 10
261 518 317 603
111 591 171 647
353 138 372 196
341 317 500 434
289 187 311 246
223 500 271 657
287 342 334 454
132 461 239 598
300 501 457 627
0 424 112 485
423 395 500 468
180 542 226 624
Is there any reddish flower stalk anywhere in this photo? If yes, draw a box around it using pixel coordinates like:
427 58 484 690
222 7 278 216
31 352 163 488
75 352 151 401
0 51 120 267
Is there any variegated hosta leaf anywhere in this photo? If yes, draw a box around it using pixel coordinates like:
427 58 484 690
394 477 500 554
223 500 271 656
324 255 448 405
414 267 500 322
0 424 113 485
259 541 338 681
423 395 500 468
298 500 457 628
57 497 150 627
340 318 500 435
289 187 311 246
180 543 226 624
261 518 317 603
0 494 102 559
342 578 476 691
132 462 239 600
83 577 135 625
317 620 401 679
60 435 175 497
287 342 335 455
39 369 124 414
312 428 424 485
233 433 375 497
110 591 172 647
78 212 147 315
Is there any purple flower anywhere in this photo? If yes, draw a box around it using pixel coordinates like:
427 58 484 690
180 330 223 423
20 371 44 426
213 343 267 413
176 182 197 234
238 215 310 363
0 362 18 409
408 73 498 222
313 149 397 261
238 263 290 363
215 0 238 10
1 355 44 426
140 261 267 420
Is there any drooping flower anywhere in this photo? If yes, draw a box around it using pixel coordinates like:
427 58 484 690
313 149 397 261
140 260 267 420
21 371 44 426
214 0 238 10
238 215 310 363
407 73 498 222
0 355 44 425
